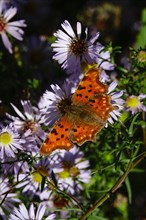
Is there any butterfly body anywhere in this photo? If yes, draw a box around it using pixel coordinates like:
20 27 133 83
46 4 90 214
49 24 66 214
40 68 113 155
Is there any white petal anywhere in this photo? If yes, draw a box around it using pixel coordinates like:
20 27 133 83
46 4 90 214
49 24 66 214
4 7 17 21
61 20 76 38
36 204 46 220
6 26 24 41
29 204 35 219
76 22 81 37
11 103 26 120
1 32 12 53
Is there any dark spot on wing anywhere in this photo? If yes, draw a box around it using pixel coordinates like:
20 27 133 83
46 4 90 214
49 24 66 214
61 134 64 138
51 129 58 135
85 95 88 99
78 85 86 90
65 128 69 131
89 99 95 103
56 138 60 141
58 124 64 128
73 128 77 132
76 94 82 97
88 89 92 93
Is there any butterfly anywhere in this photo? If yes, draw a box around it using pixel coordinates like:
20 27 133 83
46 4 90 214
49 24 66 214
40 67 113 155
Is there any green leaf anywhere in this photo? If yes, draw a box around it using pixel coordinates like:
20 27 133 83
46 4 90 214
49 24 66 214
125 176 132 204
135 8 146 48
128 113 140 137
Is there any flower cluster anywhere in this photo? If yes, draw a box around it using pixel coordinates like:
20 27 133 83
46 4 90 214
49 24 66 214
0 1 146 219
0 0 26 53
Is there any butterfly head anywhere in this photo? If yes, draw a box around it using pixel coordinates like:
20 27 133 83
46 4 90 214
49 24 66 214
57 97 72 115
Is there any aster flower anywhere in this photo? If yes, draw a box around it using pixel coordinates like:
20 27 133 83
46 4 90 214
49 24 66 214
39 80 76 126
44 192 71 219
106 80 125 126
9 203 56 220
0 123 25 160
7 100 46 146
15 156 57 199
0 0 26 53
0 177 20 219
52 146 91 195
51 20 100 74
126 94 146 115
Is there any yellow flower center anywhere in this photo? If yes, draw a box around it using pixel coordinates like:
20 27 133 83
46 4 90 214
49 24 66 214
59 170 70 178
59 160 80 178
126 96 140 108
0 132 12 146
32 166 48 183
70 166 80 177
0 17 6 32
137 50 146 63
32 171 42 183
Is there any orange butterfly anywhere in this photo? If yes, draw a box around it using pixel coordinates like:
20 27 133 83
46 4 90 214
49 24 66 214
40 67 113 155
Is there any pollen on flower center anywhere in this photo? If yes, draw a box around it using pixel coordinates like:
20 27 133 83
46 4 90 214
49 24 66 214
70 166 80 177
69 38 87 56
59 170 70 178
137 50 146 63
23 120 36 133
0 132 12 145
57 98 72 114
32 171 42 183
0 17 6 32
36 166 48 177
126 96 140 108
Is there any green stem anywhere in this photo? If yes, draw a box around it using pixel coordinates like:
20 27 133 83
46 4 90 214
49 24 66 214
142 111 146 149
80 152 146 220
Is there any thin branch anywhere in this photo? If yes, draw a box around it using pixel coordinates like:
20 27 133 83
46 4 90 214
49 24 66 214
80 152 146 220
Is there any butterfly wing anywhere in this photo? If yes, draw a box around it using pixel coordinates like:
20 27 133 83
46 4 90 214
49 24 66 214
40 115 74 155
88 94 113 121
71 95 113 146
70 68 113 146
40 67 113 154
72 68 108 104
70 122 103 145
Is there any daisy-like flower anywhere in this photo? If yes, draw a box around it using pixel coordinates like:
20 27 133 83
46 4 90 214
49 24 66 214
51 20 100 74
126 94 146 115
0 177 20 219
44 192 72 219
39 80 76 126
9 203 56 220
106 80 125 126
15 156 57 199
0 123 25 160
52 146 91 195
0 0 26 53
7 100 46 146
